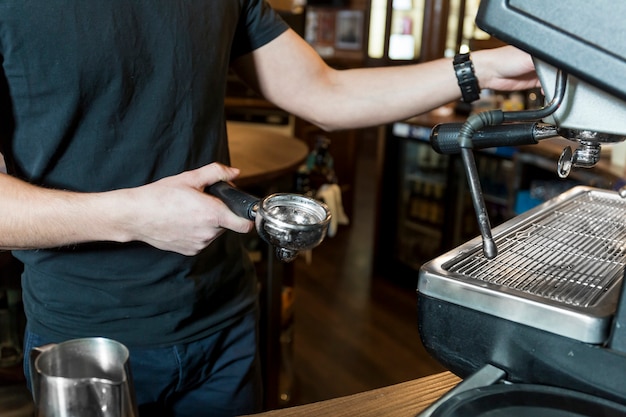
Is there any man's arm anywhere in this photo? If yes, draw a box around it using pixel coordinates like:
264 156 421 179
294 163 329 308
0 164 254 254
231 29 539 132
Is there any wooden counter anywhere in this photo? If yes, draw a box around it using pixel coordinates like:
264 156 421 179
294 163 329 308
245 371 461 417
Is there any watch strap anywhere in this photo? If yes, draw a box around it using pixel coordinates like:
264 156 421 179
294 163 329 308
453 53 481 103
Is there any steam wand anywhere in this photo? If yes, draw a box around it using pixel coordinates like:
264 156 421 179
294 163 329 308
456 70 567 259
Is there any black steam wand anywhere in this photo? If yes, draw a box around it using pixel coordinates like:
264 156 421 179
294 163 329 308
454 70 567 259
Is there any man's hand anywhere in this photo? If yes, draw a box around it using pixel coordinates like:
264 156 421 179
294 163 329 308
473 46 541 93
124 163 254 256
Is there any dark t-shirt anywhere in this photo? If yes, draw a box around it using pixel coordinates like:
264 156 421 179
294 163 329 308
0 1 288 347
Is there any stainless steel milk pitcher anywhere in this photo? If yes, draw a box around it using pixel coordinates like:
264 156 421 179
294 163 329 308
29 337 138 417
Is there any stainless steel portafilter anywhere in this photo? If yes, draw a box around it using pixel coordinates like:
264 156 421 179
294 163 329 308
206 181 331 262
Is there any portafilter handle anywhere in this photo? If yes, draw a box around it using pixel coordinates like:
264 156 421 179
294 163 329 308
206 181 259 220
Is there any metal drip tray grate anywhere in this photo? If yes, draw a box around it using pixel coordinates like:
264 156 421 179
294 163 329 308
419 186 626 343
448 192 626 307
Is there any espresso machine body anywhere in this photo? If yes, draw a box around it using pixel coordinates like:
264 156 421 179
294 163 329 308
417 1 626 414
418 187 626 403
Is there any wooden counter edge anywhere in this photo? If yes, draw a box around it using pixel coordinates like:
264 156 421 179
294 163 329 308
243 372 461 417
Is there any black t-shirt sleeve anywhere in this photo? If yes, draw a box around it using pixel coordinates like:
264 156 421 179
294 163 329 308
230 0 290 61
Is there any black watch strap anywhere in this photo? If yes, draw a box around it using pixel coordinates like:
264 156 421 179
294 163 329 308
453 53 481 103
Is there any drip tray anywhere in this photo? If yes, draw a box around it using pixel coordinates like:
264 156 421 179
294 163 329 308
430 384 626 417
418 365 626 417
418 186 626 343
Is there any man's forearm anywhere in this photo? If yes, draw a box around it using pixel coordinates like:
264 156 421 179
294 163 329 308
0 173 131 250
308 58 461 131
239 30 538 133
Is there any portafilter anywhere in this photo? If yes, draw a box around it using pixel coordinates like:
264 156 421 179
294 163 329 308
207 181 331 262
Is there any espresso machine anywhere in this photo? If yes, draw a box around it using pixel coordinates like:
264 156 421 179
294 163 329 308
416 1 626 415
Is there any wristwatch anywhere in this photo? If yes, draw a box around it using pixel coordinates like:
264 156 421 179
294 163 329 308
453 53 481 103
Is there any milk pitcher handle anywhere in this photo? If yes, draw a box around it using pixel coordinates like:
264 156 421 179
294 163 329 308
29 343 57 405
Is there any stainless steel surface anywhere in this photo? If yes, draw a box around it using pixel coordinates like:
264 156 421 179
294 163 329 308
556 130 626 178
534 58 626 177
536 60 626 137
31 337 138 417
419 186 626 343
257 193 331 262
207 182 331 262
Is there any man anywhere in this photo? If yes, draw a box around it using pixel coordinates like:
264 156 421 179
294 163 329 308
0 1 539 416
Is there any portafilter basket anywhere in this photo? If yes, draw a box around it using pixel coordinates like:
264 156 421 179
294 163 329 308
207 181 331 262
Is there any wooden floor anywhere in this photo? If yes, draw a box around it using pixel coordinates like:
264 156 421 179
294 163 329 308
284 134 446 407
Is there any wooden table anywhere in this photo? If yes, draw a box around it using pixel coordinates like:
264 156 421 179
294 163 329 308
227 121 309 187
244 372 462 417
